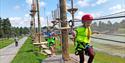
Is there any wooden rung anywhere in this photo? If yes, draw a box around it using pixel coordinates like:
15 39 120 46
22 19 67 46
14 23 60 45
43 50 52 55
59 27 70 29
41 45 48 49
33 41 48 45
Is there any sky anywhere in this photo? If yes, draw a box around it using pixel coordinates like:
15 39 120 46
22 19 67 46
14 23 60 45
0 0 125 27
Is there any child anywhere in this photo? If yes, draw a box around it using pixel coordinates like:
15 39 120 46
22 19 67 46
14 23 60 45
72 14 96 63
46 29 56 56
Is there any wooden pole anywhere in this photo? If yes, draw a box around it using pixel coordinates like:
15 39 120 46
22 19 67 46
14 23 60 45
36 0 41 43
36 0 41 52
71 0 74 28
30 15 34 39
30 0 36 42
59 0 70 61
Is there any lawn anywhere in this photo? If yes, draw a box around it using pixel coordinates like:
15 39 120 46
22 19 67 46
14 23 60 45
0 36 23 49
0 38 14 49
11 37 47 63
94 51 125 63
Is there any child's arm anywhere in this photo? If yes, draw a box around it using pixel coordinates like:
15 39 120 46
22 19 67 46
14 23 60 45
92 31 99 34
71 31 76 45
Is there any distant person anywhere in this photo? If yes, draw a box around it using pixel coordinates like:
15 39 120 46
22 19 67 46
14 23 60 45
46 29 56 56
72 14 99 63
14 35 18 47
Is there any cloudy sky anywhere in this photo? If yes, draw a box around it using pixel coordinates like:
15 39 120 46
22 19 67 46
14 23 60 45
0 0 125 27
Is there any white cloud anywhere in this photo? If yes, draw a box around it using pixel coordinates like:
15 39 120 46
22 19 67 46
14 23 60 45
96 0 107 5
10 17 30 27
77 0 107 7
25 14 30 17
40 1 46 7
75 11 102 20
26 0 32 6
9 16 48 27
30 16 52 27
77 0 90 7
14 5 20 10
25 0 46 8
75 11 85 19
109 4 125 13
91 0 107 7
66 3 70 10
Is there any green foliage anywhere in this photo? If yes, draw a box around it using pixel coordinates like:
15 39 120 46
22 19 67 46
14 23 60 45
0 17 4 37
91 19 125 33
0 17 30 38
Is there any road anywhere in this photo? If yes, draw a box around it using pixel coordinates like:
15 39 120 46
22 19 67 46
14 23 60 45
0 37 28 63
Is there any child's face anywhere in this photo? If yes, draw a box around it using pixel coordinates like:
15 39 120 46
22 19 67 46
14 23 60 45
82 21 92 28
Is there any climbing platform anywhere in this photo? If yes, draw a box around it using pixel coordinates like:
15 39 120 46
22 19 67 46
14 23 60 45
42 54 89 63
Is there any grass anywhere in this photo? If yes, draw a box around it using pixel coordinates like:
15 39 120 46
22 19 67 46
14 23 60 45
11 37 47 63
0 36 23 49
93 42 125 63
0 38 14 49
55 40 62 55
94 51 125 63
55 40 75 55
118 28 125 34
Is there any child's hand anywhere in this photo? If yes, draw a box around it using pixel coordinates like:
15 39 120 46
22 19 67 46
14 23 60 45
96 32 99 34
93 31 99 34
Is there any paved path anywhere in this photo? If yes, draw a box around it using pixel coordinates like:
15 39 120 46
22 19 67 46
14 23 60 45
0 37 28 63
42 54 89 63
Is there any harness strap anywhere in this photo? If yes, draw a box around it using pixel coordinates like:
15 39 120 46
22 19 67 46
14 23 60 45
75 42 89 55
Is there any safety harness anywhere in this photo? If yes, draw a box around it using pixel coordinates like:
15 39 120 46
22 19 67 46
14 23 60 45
74 26 91 55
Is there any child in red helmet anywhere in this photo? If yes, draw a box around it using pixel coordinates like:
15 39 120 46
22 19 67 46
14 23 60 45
72 14 98 63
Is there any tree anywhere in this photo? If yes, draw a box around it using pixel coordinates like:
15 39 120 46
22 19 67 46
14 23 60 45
107 21 113 32
22 27 29 35
91 22 98 31
120 19 125 28
2 18 11 38
113 22 119 31
15 27 20 36
19 27 23 35
0 17 4 38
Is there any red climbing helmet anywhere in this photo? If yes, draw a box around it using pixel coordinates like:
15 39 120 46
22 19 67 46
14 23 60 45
82 14 93 22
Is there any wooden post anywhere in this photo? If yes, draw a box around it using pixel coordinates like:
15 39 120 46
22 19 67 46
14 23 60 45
36 0 41 52
59 0 70 61
30 0 36 42
30 14 34 39
36 0 41 43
